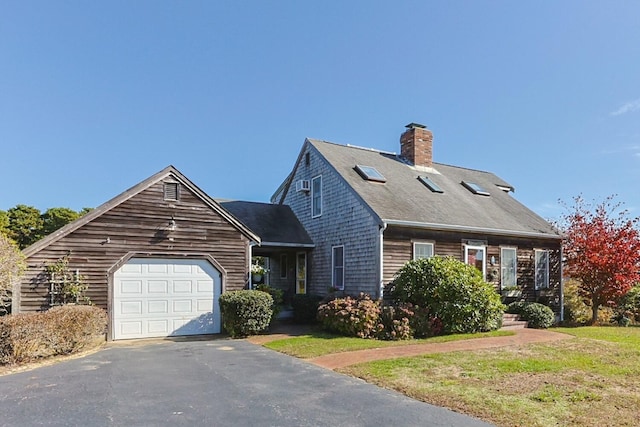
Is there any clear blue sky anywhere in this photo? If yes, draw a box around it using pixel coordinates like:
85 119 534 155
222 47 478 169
2 1 639 222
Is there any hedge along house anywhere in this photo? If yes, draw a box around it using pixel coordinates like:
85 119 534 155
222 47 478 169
14 166 261 340
272 123 564 318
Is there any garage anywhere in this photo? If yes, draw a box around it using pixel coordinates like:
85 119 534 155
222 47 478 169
113 258 222 340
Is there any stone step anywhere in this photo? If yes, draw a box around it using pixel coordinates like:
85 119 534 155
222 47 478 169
502 313 521 321
501 313 528 329
501 320 528 329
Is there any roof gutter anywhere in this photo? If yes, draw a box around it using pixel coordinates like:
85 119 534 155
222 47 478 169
384 219 562 240
259 241 315 248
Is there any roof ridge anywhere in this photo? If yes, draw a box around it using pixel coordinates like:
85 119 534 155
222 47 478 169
308 138 397 156
432 161 496 175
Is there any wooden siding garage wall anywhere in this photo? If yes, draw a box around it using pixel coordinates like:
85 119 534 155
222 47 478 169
383 226 562 314
18 180 250 313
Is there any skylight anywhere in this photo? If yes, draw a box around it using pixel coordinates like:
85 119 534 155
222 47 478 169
462 181 490 196
418 176 443 193
355 165 386 183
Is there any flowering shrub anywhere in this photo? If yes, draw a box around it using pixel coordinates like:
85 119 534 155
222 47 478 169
317 294 443 340
375 304 412 340
317 293 381 338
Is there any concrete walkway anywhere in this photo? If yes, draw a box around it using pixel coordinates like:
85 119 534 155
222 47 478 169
248 324 573 370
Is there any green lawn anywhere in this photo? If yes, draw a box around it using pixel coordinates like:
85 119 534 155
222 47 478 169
264 329 514 358
339 327 640 427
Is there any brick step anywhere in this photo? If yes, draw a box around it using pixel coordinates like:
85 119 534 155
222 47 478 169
502 313 521 321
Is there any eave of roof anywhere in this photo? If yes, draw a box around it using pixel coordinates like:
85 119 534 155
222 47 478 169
384 219 562 240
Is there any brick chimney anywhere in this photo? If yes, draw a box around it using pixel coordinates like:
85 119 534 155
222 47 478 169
400 122 433 168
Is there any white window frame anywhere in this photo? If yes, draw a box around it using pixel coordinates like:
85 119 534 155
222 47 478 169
464 244 486 279
535 249 550 289
311 175 322 218
500 247 517 289
413 241 434 260
332 245 345 290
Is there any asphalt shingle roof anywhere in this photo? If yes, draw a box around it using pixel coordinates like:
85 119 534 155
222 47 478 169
308 139 559 238
220 201 314 246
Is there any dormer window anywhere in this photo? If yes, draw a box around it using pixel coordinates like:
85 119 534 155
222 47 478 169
355 165 386 183
418 176 443 193
164 182 180 201
462 181 490 196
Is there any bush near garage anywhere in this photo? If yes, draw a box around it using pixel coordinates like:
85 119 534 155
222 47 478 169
0 305 107 365
388 257 504 334
291 294 323 323
254 284 284 324
218 290 273 337
507 301 556 329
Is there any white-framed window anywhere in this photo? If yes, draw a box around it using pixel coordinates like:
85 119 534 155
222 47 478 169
500 247 517 289
311 175 322 218
280 254 287 279
465 245 486 279
332 245 345 290
413 241 434 260
535 249 550 289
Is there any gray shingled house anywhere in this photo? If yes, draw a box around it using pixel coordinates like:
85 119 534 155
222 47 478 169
272 123 563 317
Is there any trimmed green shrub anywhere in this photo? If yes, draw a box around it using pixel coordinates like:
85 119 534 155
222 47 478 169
218 290 273 337
389 257 504 334
317 293 381 338
0 305 107 365
254 284 284 323
522 303 555 329
291 294 323 323
506 301 528 316
507 301 555 329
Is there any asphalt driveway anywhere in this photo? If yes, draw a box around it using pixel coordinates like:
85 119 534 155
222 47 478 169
0 338 492 427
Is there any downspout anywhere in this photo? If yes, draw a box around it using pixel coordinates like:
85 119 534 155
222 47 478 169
559 245 564 322
378 222 387 300
248 242 256 290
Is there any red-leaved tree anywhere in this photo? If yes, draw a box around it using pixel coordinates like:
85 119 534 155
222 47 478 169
559 195 640 324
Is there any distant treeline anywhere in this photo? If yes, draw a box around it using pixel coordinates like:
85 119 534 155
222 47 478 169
0 205 92 249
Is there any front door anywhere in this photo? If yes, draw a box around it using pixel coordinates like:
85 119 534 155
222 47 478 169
296 252 306 294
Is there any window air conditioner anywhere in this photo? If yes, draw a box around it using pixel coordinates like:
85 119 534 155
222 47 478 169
296 180 311 192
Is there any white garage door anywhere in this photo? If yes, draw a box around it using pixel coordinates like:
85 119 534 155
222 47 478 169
113 258 222 340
